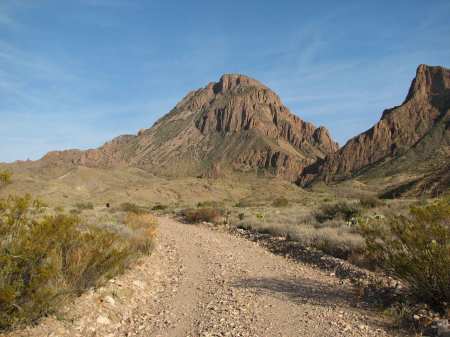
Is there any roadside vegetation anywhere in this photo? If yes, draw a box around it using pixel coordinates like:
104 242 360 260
0 171 11 186
75 201 94 211
232 194 449 330
360 197 449 311
0 173 157 331
181 193 449 322
180 207 223 223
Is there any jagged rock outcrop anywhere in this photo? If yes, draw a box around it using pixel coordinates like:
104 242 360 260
39 74 338 180
298 64 450 191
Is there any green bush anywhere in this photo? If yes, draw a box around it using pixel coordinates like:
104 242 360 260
315 201 362 222
180 207 222 223
0 195 155 330
272 197 289 208
360 198 450 310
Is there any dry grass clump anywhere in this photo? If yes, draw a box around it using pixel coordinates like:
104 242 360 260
232 204 366 260
0 195 156 331
180 207 222 223
0 171 11 186
289 225 365 259
197 200 223 208
152 204 168 211
272 197 289 208
119 202 147 214
123 213 158 254
315 201 362 222
359 195 384 209
360 197 450 310
75 201 94 211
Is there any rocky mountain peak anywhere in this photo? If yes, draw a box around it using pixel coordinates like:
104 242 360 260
403 64 450 107
211 74 267 94
298 64 450 189
37 73 339 181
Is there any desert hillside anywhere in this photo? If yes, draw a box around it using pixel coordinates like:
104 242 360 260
24 74 337 181
299 64 450 196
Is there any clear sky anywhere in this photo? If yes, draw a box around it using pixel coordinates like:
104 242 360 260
1 0 449 162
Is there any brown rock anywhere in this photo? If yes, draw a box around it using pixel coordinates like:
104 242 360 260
298 64 450 194
39 74 338 181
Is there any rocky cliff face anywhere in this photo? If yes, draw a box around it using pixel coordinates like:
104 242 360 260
39 74 338 180
298 64 450 188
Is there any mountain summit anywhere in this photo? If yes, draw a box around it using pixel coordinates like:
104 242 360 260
41 74 338 180
299 64 450 195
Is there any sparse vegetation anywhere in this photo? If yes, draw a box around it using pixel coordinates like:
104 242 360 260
152 204 168 211
119 202 147 214
0 171 11 187
272 197 289 207
180 207 222 223
197 200 222 208
234 200 252 208
0 195 156 331
359 195 384 209
231 205 366 260
75 201 94 210
54 206 65 213
360 197 450 310
315 201 362 223
123 212 158 254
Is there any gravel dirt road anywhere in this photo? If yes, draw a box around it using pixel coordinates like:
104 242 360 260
3 217 406 337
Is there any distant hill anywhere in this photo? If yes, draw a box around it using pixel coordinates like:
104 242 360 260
28 74 338 181
3 65 449 199
298 64 450 196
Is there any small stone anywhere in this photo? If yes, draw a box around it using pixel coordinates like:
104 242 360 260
97 315 111 325
104 296 116 305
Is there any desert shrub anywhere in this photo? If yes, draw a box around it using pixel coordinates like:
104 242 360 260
272 197 289 208
54 206 65 213
75 202 94 210
69 208 82 215
180 207 222 223
152 204 168 211
315 201 362 222
289 225 365 259
197 200 222 208
123 213 158 254
359 196 384 209
119 202 147 214
0 171 11 187
234 200 252 208
360 198 450 310
0 195 155 330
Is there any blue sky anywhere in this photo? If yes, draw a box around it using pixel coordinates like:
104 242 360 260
0 0 449 162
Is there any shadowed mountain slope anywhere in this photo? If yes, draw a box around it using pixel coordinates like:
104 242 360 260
298 64 450 196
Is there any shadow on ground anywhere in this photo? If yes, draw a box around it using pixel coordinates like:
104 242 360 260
233 276 355 307
232 276 397 333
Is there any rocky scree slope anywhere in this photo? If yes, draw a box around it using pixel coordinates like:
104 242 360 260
298 64 450 195
38 74 338 180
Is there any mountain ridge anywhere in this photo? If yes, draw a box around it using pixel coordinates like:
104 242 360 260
34 73 338 181
298 64 450 195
